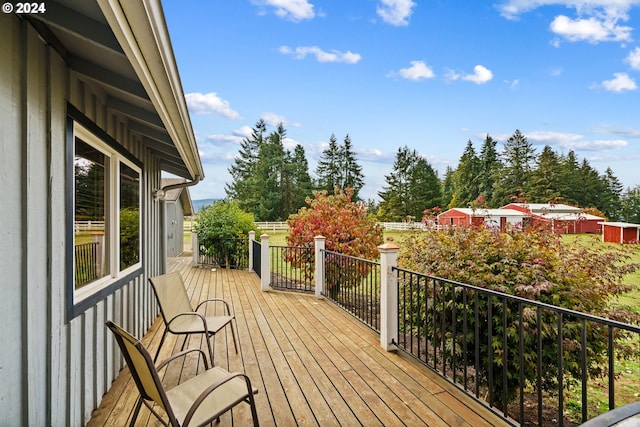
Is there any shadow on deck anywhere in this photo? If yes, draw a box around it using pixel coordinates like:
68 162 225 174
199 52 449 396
88 255 511 426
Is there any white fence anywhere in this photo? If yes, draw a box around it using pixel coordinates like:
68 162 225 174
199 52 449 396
74 220 105 233
253 222 290 233
252 221 426 233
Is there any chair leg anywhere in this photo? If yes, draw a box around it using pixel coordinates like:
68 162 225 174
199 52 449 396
205 334 215 366
230 320 238 354
248 393 259 427
129 396 143 427
154 328 169 363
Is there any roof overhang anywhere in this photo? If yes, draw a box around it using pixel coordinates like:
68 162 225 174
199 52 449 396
24 0 203 181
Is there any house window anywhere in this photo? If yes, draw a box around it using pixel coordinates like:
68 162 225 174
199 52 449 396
70 119 142 309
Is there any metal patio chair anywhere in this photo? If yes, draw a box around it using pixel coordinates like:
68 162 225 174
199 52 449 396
149 271 238 365
105 320 258 427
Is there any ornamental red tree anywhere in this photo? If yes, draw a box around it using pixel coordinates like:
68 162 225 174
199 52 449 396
286 188 383 294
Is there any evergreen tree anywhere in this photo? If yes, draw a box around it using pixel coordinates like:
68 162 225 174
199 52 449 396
560 150 581 206
225 119 266 212
289 144 313 213
341 134 365 199
492 130 537 206
601 167 624 220
621 185 640 223
378 146 440 221
478 135 501 206
441 166 455 209
450 140 480 207
315 134 342 194
528 145 564 203
253 123 286 221
576 158 606 208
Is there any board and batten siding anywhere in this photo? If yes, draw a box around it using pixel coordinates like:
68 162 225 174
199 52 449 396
0 15 165 426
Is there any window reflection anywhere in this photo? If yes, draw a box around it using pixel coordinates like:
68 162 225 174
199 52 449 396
74 138 109 288
120 162 140 270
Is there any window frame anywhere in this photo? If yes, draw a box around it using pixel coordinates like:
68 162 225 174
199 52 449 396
66 105 145 320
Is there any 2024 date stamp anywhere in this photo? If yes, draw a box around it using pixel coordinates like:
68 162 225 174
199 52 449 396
3 2 47 14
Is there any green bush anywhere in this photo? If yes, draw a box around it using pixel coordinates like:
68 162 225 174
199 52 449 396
194 200 258 268
398 224 640 406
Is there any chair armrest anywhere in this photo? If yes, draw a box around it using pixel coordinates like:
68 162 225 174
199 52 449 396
166 311 209 334
195 298 233 316
183 372 256 426
156 347 210 371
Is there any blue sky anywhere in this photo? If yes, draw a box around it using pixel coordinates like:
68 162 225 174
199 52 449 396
162 0 640 202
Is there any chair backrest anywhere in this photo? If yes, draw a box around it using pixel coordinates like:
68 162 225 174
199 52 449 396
105 321 173 418
149 272 195 323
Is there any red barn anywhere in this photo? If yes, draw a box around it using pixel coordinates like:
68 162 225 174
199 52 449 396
502 203 604 234
599 222 640 244
437 208 528 231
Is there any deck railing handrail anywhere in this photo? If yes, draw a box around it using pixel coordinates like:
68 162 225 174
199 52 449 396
247 234 640 426
269 244 314 292
393 265 640 426
322 249 381 331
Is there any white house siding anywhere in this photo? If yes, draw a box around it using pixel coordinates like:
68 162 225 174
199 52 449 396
0 15 165 426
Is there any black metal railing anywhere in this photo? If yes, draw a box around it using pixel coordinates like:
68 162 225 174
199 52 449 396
198 237 248 269
270 245 314 292
394 267 640 427
252 239 261 278
75 242 100 287
324 250 381 331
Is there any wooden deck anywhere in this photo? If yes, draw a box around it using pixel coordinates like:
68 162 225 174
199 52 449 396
88 255 512 427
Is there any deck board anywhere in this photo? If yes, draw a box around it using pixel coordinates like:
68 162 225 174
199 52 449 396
88 256 512 427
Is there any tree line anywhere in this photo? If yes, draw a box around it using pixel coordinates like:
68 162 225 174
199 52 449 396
226 120 640 223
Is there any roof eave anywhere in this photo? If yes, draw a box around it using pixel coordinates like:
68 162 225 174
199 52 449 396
97 0 204 181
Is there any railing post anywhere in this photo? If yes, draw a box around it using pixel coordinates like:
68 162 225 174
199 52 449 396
191 232 199 266
260 234 270 291
379 243 399 351
248 231 255 272
314 235 326 299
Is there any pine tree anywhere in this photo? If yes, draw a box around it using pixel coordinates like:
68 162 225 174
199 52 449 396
621 185 640 223
315 134 342 194
341 134 365 199
601 167 624 220
492 129 537 206
441 166 455 209
560 150 581 206
478 135 501 206
289 144 313 213
450 140 480 207
378 146 440 221
253 123 287 221
226 119 266 212
528 145 564 203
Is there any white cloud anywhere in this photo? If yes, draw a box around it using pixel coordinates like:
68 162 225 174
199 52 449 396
498 1 636 43
462 65 494 84
550 14 632 43
625 47 640 69
391 60 435 80
376 0 416 26
504 79 520 88
202 134 243 146
233 126 254 139
497 1 640 20
522 130 628 151
251 0 315 22
185 92 239 119
260 112 302 127
601 72 637 92
279 45 362 63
